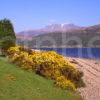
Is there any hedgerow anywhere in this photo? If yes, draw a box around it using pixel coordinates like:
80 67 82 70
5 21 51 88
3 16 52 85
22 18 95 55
7 46 85 91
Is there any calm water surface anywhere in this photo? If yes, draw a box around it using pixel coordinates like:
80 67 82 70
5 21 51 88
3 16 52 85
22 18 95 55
33 48 100 59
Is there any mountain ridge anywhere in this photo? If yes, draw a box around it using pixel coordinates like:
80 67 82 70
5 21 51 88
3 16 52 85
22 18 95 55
17 23 84 40
16 24 100 47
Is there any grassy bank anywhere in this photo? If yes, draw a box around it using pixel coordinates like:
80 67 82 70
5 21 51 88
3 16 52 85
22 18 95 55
0 57 82 100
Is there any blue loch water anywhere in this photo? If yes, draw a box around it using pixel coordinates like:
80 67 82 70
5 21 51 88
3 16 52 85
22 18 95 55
33 48 100 59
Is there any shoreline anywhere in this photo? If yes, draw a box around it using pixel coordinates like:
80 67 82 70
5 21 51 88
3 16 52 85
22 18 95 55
64 56 100 60
65 57 100 100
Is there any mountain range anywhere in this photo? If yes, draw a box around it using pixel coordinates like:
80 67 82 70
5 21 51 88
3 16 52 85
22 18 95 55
17 24 83 40
16 24 100 48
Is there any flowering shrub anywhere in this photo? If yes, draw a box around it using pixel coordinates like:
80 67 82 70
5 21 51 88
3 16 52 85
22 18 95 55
55 76 76 91
7 46 33 70
7 46 85 91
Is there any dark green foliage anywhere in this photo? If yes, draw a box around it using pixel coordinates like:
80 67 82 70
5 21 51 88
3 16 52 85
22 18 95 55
0 18 16 53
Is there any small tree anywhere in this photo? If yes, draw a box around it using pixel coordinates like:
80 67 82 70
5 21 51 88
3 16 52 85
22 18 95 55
0 18 16 55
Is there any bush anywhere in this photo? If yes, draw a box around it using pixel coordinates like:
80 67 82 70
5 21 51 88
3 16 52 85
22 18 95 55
60 67 85 88
7 46 85 91
7 46 33 70
55 76 76 91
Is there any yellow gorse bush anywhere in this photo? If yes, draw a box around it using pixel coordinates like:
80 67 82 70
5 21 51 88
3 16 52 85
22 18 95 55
55 76 76 91
7 46 85 91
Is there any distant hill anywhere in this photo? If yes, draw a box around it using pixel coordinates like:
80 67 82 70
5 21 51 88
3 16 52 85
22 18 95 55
16 24 100 48
16 24 82 40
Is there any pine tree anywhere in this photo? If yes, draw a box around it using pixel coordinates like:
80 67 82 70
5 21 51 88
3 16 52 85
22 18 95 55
0 18 16 54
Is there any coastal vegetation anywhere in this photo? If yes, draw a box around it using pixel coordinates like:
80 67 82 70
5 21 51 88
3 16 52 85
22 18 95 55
7 46 85 91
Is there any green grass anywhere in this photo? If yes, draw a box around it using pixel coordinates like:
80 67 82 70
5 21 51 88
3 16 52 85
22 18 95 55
0 57 82 100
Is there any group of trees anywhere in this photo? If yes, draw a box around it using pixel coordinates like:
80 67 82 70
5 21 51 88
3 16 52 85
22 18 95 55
0 18 16 54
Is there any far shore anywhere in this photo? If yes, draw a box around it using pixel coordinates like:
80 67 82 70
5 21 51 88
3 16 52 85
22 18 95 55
32 48 100 60
32 46 100 48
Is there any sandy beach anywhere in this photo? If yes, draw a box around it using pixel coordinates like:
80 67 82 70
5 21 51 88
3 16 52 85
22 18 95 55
65 57 100 100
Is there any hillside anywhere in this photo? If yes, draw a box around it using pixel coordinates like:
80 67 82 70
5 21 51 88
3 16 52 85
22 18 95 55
17 24 100 48
0 57 82 100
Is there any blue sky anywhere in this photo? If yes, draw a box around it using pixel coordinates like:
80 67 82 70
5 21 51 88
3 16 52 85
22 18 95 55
0 0 100 32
